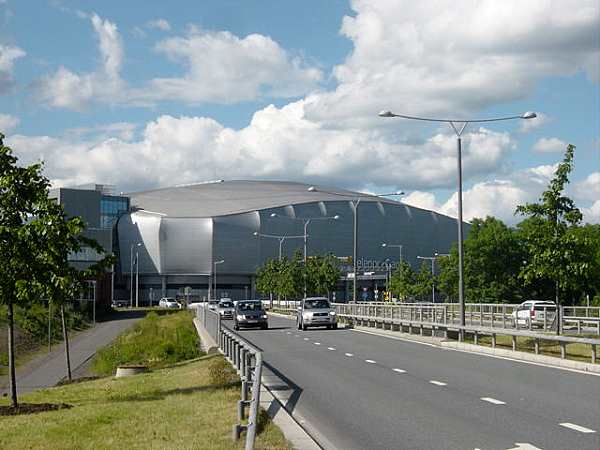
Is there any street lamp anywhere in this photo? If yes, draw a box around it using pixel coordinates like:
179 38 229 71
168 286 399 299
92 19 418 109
130 242 141 308
253 231 305 261
417 253 448 303
379 109 536 337
382 242 403 263
213 260 225 301
269 213 340 298
308 187 404 302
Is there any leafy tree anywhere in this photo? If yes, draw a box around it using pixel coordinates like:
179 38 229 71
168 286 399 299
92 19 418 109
438 217 526 303
389 261 417 301
256 258 279 306
0 133 54 407
305 254 341 298
275 251 304 300
414 261 433 301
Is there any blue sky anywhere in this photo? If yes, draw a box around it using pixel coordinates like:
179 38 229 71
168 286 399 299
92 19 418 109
1 0 599 223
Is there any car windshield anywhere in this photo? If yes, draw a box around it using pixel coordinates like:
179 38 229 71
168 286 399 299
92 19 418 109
304 299 330 309
209 301 219 305
534 304 556 310
219 301 233 308
238 302 263 312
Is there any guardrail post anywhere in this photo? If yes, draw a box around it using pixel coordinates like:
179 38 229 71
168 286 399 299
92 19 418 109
591 344 596 364
502 305 506 329
474 330 479 345
480 304 483 326
560 342 566 359
491 333 496 348
534 338 539 355
512 335 517 351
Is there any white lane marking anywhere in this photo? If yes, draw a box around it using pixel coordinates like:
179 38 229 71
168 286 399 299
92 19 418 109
365 359 376 364
392 368 406 373
294 334 299 337
429 380 447 386
345 353 354 357
314 342 321 346
481 397 506 405
303 338 309 341
327 347 336 351
286 331 291 334
507 443 544 449
559 422 596 433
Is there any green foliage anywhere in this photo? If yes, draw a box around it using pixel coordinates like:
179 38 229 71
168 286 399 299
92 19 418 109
92 311 201 375
305 253 341 297
256 259 279 297
207 357 238 387
515 144 599 305
389 261 417 301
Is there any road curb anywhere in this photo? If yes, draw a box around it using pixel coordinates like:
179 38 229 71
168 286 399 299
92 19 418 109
192 318 219 354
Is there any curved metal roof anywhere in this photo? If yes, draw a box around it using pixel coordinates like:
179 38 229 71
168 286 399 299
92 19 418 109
128 180 405 218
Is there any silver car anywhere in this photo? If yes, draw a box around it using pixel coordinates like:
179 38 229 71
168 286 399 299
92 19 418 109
297 297 337 330
217 299 235 320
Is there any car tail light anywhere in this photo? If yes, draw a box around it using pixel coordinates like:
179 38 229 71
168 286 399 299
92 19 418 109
530 308 535 318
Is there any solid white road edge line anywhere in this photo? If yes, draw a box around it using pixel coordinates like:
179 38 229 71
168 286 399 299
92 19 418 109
350 328 600 378
480 397 506 405
559 422 596 433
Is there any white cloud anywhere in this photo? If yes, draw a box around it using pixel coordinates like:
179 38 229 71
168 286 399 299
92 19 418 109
0 113 19 133
0 43 25 94
519 112 550 133
147 19 171 31
140 29 322 104
574 172 600 202
582 201 600 224
34 13 124 109
533 137 568 153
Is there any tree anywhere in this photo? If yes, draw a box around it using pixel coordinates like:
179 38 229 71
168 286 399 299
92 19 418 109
0 133 54 407
515 144 594 332
389 261 417 301
440 217 526 303
275 252 304 300
305 254 341 298
256 258 279 307
414 261 433 301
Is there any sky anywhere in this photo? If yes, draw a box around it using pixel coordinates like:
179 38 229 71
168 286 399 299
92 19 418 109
1 0 599 224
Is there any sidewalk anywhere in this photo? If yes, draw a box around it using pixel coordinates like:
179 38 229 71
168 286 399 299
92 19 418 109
1 310 144 394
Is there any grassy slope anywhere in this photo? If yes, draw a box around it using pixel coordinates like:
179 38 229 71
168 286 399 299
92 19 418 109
0 355 293 450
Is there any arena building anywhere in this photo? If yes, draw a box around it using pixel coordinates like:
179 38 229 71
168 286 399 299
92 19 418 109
114 180 460 303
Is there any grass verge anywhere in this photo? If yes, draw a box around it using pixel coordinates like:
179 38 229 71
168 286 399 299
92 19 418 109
92 310 201 375
0 354 293 450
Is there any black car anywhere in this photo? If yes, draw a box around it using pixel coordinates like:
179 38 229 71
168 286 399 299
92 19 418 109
234 300 268 330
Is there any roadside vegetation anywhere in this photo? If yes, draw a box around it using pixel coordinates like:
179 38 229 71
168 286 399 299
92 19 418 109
0 354 292 450
92 310 200 375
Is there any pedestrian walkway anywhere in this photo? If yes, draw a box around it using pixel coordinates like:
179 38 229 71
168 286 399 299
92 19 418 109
1 310 144 395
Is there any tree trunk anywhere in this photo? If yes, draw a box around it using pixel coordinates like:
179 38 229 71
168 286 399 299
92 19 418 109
7 299 18 407
60 304 72 381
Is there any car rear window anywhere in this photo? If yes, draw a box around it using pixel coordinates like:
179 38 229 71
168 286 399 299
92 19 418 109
219 301 233 308
304 299 331 309
534 304 556 311
238 302 263 311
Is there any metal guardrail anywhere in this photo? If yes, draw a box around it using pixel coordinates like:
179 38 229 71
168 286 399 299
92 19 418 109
196 305 262 450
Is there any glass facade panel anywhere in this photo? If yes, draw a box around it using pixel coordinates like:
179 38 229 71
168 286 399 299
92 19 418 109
100 195 129 229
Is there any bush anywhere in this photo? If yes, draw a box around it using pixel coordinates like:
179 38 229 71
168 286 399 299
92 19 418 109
207 357 238 387
92 311 201 375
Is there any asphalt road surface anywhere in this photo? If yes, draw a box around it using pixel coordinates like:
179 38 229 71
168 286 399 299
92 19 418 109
225 314 599 450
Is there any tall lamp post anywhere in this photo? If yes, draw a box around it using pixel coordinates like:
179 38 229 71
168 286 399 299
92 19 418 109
308 187 404 303
253 232 305 261
382 242 403 263
417 253 449 303
130 242 141 308
379 109 536 338
213 259 225 301
269 212 340 298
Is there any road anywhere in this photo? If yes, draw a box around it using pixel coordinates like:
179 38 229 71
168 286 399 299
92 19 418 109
227 314 599 450
1 310 144 394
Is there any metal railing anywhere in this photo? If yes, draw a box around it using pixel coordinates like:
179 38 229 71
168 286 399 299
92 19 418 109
196 305 263 450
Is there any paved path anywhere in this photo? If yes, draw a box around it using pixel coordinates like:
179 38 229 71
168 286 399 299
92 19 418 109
227 314 600 450
1 310 144 395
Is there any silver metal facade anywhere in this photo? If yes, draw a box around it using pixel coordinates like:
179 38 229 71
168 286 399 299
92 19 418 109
116 181 461 302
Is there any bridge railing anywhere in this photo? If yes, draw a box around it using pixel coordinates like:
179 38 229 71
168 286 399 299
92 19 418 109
197 305 262 450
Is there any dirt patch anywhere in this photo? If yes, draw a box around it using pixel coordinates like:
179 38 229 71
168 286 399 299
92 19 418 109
0 402 73 416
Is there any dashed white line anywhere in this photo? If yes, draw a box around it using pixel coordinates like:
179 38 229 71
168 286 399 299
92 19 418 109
365 359 377 364
286 332 291 334
294 335 300 337
314 342 321 346
392 368 406 373
327 347 336 351
303 338 309 341
429 380 447 386
559 422 596 433
480 397 506 405
345 353 354 357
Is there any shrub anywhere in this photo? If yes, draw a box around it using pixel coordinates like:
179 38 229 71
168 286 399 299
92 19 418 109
207 357 238 387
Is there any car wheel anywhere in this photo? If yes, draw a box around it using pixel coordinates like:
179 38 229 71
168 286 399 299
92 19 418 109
234 322 239 331
262 324 268 330
326 324 332 330
302 323 307 331
297 320 302 330
333 323 338 330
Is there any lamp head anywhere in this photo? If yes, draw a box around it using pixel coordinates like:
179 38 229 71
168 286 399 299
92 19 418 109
333 215 340 220
253 231 258 236
270 213 277 217
521 111 537 119
307 186 316 192
381 243 387 247
378 110 395 118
